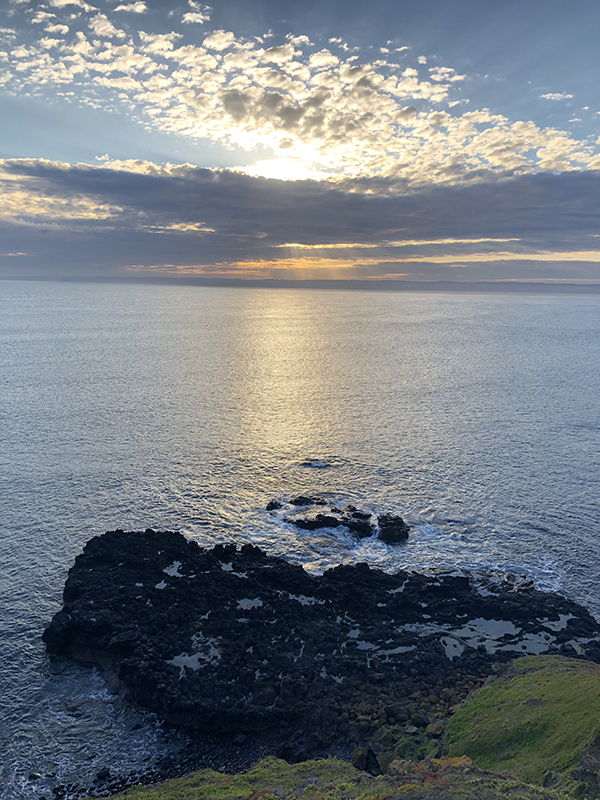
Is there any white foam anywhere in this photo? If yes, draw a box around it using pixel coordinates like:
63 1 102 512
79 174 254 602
397 623 433 637
566 640 585 655
395 616 562 659
319 666 345 683
293 643 305 662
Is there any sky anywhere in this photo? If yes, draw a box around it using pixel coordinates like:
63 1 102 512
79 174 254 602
1 0 599 285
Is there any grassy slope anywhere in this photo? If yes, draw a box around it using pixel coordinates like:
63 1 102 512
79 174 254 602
444 656 600 784
88 754 571 799
88 655 600 800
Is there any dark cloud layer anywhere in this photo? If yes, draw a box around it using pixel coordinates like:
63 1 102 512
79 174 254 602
1 161 599 282
5 160 600 242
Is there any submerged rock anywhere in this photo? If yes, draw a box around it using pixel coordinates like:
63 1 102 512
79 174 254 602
289 495 327 507
289 513 344 531
276 498 410 543
44 530 600 761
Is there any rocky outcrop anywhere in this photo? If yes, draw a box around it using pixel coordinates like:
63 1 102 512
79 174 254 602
44 530 600 762
376 513 410 543
269 498 410 542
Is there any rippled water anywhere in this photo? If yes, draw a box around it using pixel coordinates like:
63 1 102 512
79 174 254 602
1 280 599 797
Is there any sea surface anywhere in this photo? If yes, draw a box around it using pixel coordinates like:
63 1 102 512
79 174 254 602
1 280 599 798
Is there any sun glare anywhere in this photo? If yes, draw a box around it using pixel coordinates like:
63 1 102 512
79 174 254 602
242 155 329 182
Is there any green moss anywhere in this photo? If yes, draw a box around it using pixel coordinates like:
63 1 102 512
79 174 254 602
444 656 600 784
84 655 600 799
86 754 571 799
89 758 362 800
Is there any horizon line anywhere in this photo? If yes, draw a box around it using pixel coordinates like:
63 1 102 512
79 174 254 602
2 276 600 295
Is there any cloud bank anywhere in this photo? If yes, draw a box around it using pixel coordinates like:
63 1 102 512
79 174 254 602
2 159 599 283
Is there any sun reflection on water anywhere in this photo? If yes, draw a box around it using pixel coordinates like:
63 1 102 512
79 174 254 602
231 289 344 459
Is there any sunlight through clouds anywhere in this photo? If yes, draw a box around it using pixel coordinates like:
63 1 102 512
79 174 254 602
1 1 598 184
0 1 599 284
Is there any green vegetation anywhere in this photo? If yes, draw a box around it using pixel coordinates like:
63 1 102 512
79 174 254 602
87 755 570 799
88 656 600 800
445 656 600 785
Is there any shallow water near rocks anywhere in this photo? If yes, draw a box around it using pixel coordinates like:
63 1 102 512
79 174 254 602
1 281 599 798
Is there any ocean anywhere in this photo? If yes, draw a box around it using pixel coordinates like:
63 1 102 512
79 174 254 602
1 280 599 798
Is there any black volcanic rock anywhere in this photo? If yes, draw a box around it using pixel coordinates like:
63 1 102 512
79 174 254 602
289 496 327 506
290 514 343 531
278 500 410 543
44 530 600 760
377 514 410 544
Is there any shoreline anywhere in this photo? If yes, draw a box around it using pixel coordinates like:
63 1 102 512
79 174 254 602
40 529 600 797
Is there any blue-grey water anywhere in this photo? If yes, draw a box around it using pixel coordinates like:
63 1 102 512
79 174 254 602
1 280 599 798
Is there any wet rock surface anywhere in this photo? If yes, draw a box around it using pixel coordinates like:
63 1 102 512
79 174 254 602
44 529 600 765
271 498 410 542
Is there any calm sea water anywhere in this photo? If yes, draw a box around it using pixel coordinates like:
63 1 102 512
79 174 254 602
1 280 599 798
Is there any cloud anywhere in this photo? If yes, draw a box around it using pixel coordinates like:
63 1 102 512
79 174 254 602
45 23 69 33
3 8 599 185
94 75 142 90
183 12 210 24
0 159 121 225
1 159 599 283
540 92 573 101
114 2 147 12
88 42 157 74
89 13 126 38
309 49 339 69
31 11 55 23
182 1 210 24
429 66 466 82
49 0 96 11
39 37 62 49
288 34 312 47
260 43 298 64
138 31 182 54
202 29 236 50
